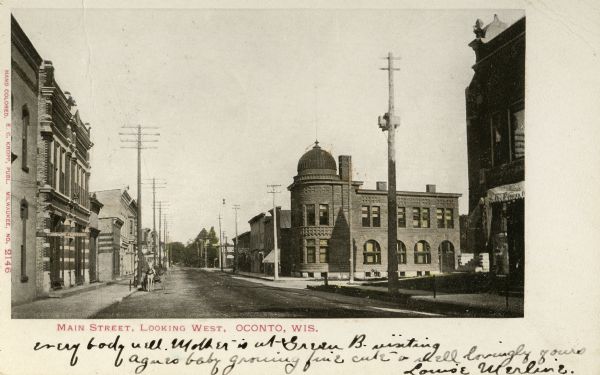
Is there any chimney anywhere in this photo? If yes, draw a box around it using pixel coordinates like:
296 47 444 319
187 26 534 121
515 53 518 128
426 184 436 193
376 181 387 191
339 155 352 181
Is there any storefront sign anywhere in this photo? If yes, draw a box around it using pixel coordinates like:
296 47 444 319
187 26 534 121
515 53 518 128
46 232 89 238
486 181 524 203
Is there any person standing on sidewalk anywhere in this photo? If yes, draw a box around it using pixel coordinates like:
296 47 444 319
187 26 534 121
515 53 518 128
146 265 155 292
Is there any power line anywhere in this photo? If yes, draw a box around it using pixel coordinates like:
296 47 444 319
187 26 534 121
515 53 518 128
267 184 281 281
232 204 240 273
378 52 401 296
119 124 160 285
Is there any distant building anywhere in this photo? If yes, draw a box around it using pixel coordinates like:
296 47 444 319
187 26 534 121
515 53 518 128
11 16 97 303
288 142 461 279
465 15 525 284
94 189 138 279
233 231 251 271
88 194 103 283
246 209 291 275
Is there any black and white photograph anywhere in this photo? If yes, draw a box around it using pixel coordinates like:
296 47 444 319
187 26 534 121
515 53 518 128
2 1 600 374
8 8 527 319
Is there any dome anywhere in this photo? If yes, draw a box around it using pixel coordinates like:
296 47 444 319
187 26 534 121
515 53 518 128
297 141 337 175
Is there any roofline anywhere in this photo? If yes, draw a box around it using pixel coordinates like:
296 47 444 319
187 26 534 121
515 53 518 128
248 212 266 224
357 189 462 198
11 15 43 70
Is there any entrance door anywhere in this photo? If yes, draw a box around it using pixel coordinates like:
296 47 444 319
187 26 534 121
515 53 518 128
49 218 63 289
439 241 455 273
507 200 525 285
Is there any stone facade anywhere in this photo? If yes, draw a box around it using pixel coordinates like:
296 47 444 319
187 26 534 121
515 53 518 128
288 142 461 279
465 15 525 283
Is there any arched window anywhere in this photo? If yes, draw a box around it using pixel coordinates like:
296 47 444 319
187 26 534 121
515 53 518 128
439 240 455 272
414 240 431 264
363 240 381 264
397 241 407 264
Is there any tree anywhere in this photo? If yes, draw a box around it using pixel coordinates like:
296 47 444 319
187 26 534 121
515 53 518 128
169 242 186 265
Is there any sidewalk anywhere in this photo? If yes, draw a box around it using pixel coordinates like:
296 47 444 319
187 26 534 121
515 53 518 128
222 270 523 317
12 278 138 319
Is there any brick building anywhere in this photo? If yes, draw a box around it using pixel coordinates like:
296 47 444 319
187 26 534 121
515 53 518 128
465 15 525 285
11 15 42 304
288 142 461 279
11 16 97 301
94 189 138 280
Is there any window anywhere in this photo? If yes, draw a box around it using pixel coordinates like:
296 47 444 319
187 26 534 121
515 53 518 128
491 111 510 166
412 207 421 228
20 200 29 282
59 148 65 193
445 209 454 229
421 208 430 228
363 240 381 264
397 241 407 264
436 208 444 228
372 206 381 227
319 204 329 226
398 207 406 228
305 204 316 226
319 239 328 263
21 106 29 171
306 239 316 263
48 140 54 187
436 208 454 229
54 143 59 189
362 206 370 227
414 240 431 264
511 102 525 160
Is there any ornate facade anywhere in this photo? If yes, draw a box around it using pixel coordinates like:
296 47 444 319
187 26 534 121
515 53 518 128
465 15 525 285
11 16 97 302
288 142 461 279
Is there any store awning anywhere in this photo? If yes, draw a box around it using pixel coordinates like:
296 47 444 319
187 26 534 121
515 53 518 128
486 181 524 204
262 249 281 263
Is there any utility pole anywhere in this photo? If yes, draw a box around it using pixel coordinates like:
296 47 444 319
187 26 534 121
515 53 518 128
156 202 169 267
378 52 401 295
232 204 240 273
120 125 159 286
348 161 354 284
142 178 166 267
219 199 225 271
267 184 281 280
164 216 168 267
218 213 223 270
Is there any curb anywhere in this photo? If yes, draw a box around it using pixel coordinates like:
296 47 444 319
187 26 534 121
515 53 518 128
406 297 523 318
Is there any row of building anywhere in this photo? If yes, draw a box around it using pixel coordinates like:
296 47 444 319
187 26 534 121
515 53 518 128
10 16 164 305
232 14 525 286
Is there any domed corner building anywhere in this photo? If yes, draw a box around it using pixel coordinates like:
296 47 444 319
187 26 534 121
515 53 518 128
287 141 462 279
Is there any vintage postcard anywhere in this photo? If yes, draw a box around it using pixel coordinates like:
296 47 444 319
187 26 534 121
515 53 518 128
0 0 598 374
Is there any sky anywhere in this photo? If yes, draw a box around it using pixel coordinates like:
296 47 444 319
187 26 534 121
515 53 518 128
13 8 525 243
